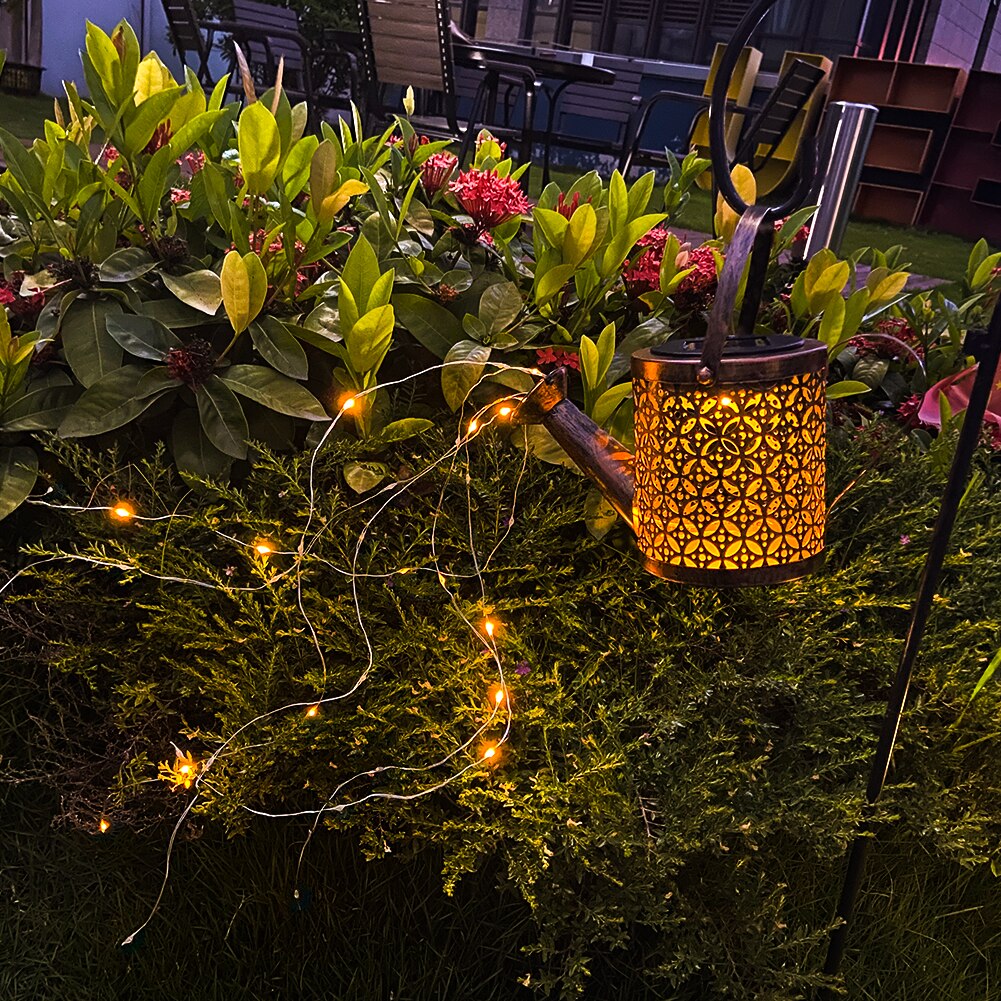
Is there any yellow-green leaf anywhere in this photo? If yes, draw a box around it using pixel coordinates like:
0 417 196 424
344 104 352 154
562 202 597 269
320 179 368 225
238 101 281 195
714 165 756 243
221 251 260 334
134 52 176 105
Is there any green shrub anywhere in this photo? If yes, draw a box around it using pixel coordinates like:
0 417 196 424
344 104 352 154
4 422 1001 999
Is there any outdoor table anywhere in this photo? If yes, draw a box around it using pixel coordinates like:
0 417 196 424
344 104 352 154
452 41 616 183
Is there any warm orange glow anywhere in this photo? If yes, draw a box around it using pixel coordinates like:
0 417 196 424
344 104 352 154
341 395 356 411
482 743 499 761
161 749 200 790
110 501 135 521
633 371 826 581
487 682 507 708
99 818 110 833
253 540 275 558
468 418 479 435
484 618 495 638
497 405 512 417
305 704 319 718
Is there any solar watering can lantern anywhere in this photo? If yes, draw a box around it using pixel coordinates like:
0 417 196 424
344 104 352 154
513 0 1001 992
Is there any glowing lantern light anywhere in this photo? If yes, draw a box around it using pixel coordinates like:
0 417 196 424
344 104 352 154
630 332 826 586
99 818 110 833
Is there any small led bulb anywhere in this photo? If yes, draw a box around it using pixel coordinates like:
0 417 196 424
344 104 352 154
483 745 497 760
253 540 275 558
110 502 135 521
99 818 110 833
342 395 356 411
498 405 512 418
484 619 495 638
468 418 479 435
487 682 507 707
305 704 319 718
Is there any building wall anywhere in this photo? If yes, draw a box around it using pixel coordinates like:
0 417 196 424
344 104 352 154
926 0 1001 68
41 0 184 96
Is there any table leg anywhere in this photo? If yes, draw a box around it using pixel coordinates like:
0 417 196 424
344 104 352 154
541 79 572 188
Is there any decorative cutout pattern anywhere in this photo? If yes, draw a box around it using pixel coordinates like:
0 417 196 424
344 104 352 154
633 371 826 574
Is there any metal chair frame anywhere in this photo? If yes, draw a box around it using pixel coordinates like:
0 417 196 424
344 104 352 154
357 0 538 166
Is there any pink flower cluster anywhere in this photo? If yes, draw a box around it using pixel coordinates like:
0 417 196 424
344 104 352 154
449 169 531 232
421 151 458 196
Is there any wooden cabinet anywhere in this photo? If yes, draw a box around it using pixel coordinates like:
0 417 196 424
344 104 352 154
828 56 965 227
921 70 1001 242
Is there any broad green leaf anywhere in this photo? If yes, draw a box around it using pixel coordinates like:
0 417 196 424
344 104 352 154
818 294 846 347
807 262 850 312
579 336 600 392
562 202 597 269
134 52 176 104
161 269 223 315
867 270 909 306
220 251 267 334
217 364 327 419
238 101 281 195
106 314 182 361
250 317 309 380
0 445 37 520
344 460 390 493
826 379 871 400
197 375 249 458
341 235 381 309
853 355 890 389
59 365 170 436
479 281 522 335
369 418 434 445
535 263 576 305
283 134 319 200
592 382 632 427
59 297 124 387
1 370 78 431
516 424 577 469
392 293 463 358
98 247 158 282
346 304 394 373
171 407 233 483
532 207 568 247
442 339 491 411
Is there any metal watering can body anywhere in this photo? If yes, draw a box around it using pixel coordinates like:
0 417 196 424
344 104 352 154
515 208 828 586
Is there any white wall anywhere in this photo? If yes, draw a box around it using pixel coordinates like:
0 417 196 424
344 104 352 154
41 0 183 96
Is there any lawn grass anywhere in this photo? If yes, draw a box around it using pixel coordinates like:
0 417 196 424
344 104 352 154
0 91 57 141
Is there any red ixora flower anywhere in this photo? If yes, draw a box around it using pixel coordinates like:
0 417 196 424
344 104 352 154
673 245 719 311
178 150 205 176
421 151 458 196
774 215 810 245
621 228 679 298
165 338 215 388
170 187 191 205
850 317 925 362
0 271 44 320
536 347 580 371
143 121 172 155
449 169 531 232
554 191 592 219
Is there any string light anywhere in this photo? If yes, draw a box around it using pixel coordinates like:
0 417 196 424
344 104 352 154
2 359 540 944
487 682 507 708
109 501 135 522
484 618 495 638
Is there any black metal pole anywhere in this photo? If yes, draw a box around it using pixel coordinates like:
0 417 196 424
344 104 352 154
820 302 1001 995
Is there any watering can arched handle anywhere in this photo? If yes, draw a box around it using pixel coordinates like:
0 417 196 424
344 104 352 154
699 205 776 385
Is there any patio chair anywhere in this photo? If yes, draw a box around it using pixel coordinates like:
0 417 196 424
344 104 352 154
161 0 358 125
160 0 217 86
357 0 538 165
621 52 829 200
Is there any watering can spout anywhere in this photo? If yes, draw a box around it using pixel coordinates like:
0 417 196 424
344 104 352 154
513 368 636 530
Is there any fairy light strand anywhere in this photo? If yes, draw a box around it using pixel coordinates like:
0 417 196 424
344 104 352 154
2 359 537 942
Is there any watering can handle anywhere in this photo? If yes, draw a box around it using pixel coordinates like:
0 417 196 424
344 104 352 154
699 204 776 385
